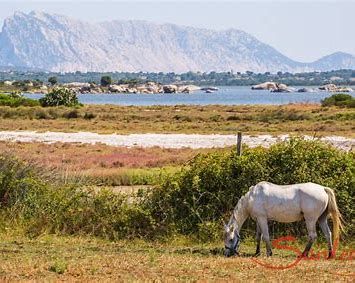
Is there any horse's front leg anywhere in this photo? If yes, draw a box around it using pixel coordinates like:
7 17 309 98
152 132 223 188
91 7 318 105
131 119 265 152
257 217 272 256
255 223 261 256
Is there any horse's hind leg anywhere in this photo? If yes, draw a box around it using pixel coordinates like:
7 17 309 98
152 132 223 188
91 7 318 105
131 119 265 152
257 217 272 256
318 213 333 258
255 223 261 256
302 218 317 257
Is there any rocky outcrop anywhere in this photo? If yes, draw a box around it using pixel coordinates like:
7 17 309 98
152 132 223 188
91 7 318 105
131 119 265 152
251 82 278 90
108 85 124 93
270 84 293 93
297 88 315 93
337 87 353 92
62 82 200 94
177 85 201 93
252 82 294 92
319 84 353 92
201 87 219 92
63 82 90 88
162 85 178 93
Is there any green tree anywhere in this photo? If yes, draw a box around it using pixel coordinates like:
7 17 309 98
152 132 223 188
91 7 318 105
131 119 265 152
100 76 112 86
39 88 80 107
48 76 58 86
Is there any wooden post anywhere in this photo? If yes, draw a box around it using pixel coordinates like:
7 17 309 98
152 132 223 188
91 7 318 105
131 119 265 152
236 132 242 156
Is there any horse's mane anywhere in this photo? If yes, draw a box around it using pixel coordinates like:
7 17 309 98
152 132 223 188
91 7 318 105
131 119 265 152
228 188 253 228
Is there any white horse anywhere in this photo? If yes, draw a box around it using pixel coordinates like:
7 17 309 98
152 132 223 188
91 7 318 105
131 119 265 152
224 181 343 258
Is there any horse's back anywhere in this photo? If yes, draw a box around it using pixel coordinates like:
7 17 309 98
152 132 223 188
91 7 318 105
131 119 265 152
249 181 328 222
253 181 327 196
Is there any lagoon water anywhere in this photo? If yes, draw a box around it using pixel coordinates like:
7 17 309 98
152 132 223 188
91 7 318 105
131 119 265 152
26 86 338 106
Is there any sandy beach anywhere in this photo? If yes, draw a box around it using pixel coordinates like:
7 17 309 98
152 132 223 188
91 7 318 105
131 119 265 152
0 131 353 150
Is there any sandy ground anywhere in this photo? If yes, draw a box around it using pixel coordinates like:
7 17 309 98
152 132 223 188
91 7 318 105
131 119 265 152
0 131 353 150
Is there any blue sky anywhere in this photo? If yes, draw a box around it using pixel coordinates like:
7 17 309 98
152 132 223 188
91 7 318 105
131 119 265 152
0 0 354 62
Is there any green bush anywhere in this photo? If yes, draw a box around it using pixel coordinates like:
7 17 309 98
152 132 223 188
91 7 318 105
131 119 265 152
0 93 39 107
100 76 112 87
0 139 353 242
48 76 58 86
39 88 80 107
0 155 156 240
147 139 354 239
321 93 355 108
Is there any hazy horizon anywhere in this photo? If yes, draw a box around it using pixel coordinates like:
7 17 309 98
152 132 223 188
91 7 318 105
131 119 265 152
0 0 354 63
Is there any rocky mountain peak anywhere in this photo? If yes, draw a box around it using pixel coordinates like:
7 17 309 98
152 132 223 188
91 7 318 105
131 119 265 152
0 11 354 73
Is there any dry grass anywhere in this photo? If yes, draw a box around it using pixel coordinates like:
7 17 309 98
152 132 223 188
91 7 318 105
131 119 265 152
0 141 219 185
0 141 208 170
0 234 353 281
0 104 354 137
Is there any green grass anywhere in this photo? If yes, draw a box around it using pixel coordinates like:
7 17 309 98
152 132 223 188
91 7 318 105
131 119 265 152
0 93 39 107
77 166 180 186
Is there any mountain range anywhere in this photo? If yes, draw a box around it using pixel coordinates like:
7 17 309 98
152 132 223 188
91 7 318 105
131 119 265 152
0 11 354 73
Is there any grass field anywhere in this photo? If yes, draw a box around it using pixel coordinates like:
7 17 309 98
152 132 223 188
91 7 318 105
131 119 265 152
0 102 354 281
0 141 217 186
0 104 354 137
0 234 353 281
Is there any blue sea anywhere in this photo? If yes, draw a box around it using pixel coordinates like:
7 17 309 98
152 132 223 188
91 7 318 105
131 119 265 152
25 86 342 106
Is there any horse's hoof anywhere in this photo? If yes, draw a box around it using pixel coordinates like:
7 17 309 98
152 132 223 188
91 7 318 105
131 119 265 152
327 251 335 259
254 252 261 257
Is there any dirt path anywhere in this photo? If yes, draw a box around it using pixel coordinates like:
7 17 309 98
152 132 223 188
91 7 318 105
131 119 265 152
0 131 353 150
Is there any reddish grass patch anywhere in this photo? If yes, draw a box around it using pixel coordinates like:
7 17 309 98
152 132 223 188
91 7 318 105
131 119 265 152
0 141 219 171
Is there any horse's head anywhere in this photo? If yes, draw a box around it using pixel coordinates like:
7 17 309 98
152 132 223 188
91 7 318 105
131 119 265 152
224 223 240 257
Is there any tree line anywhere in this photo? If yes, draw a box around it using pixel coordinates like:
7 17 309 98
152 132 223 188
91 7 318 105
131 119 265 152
0 69 354 86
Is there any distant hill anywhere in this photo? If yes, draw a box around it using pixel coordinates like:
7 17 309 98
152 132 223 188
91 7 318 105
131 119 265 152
0 11 354 73
307 52 355 71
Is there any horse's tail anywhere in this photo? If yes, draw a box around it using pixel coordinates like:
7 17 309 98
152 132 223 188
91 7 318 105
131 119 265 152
324 187 344 243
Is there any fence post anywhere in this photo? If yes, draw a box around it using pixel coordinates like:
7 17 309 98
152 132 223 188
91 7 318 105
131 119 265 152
236 132 242 156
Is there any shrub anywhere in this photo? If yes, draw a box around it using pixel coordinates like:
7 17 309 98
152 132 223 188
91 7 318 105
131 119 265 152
0 154 156 240
49 260 67 274
321 93 355 108
0 93 40 107
147 139 354 239
39 88 80 107
63 109 80 119
100 76 112 87
35 110 50 119
84 112 96 120
1 140 353 242
173 115 192 122
48 76 58 86
209 114 223 122
227 115 240 121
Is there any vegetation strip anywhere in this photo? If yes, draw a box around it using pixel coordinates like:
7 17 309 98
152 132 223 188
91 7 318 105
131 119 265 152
0 102 354 137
